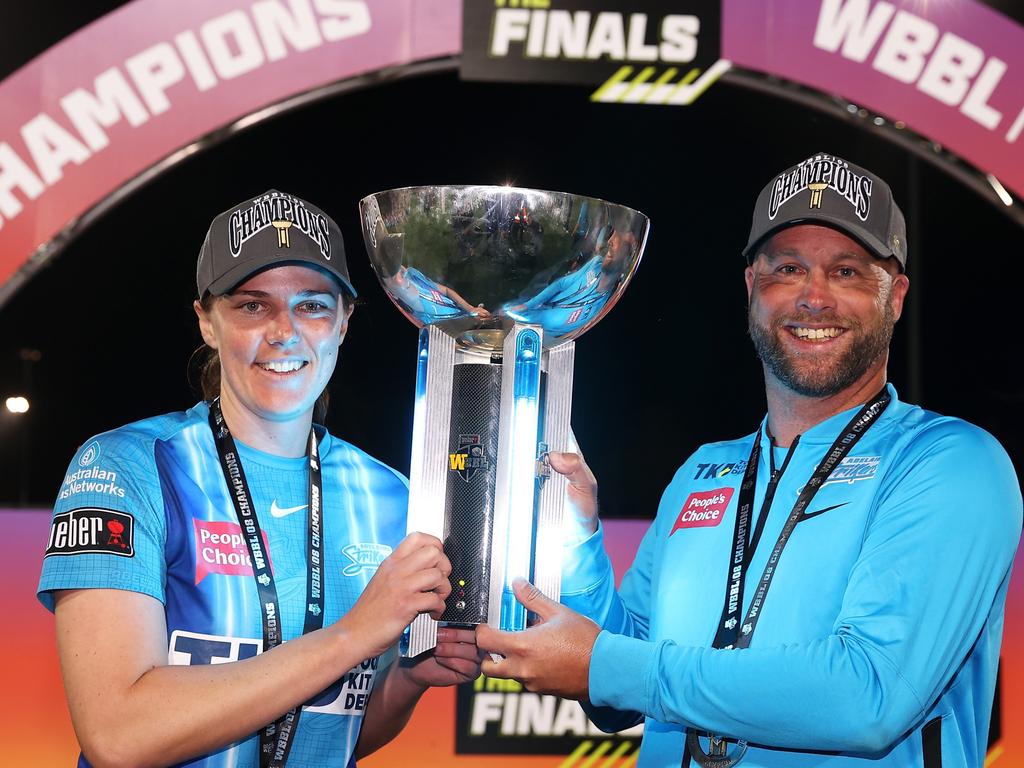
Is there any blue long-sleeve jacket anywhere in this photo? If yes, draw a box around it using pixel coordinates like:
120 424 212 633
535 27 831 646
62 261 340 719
562 386 1021 766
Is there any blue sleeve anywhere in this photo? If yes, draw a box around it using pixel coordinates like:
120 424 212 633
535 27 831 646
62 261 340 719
560 462 693 731
588 422 1022 751
37 430 168 611
561 520 656 639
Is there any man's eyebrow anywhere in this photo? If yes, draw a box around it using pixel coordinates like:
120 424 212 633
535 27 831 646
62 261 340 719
762 248 799 262
228 289 269 297
761 248 872 264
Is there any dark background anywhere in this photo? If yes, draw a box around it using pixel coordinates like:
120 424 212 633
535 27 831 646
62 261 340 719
1 1 1021 518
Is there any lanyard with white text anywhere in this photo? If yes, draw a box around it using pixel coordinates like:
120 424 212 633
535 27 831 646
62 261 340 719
208 399 325 768
685 387 891 768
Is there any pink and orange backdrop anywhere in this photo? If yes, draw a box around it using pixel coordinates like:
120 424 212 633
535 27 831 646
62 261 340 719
1 1 1022 764
5 512 1021 766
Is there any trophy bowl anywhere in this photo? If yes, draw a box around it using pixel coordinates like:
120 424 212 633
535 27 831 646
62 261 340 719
360 185 649 352
359 186 649 656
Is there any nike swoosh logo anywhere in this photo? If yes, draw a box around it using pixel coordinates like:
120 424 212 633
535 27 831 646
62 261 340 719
270 501 308 518
803 502 850 521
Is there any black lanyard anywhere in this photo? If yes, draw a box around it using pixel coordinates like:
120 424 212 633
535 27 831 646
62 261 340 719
685 388 891 768
208 399 325 768
710 387 890 650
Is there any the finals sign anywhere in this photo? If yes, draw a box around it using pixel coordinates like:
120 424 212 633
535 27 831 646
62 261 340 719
460 0 729 104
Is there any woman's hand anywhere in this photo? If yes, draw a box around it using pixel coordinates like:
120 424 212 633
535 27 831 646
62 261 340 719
339 532 451 659
402 626 482 688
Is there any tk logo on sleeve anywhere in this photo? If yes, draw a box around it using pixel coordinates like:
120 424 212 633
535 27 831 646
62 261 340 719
45 508 134 557
671 488 734 535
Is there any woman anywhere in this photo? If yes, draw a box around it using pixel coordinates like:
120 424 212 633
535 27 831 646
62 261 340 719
38 190 479 768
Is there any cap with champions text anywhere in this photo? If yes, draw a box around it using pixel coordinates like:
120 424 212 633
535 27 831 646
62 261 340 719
197 189 357 298
742 153 907 271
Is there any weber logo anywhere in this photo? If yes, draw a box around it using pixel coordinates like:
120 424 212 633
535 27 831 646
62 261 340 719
45 508 134 558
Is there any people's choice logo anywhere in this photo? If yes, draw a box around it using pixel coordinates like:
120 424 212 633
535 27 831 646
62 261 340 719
193 519 273 584
671 488 735 535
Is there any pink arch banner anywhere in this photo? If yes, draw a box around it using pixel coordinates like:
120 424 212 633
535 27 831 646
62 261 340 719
0 0 1022 299
724 0 1024 198
0 0 461 300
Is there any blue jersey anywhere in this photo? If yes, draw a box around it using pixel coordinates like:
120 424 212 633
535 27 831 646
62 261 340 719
386 266 463 323
503 255 610 340
562 386 1022 767
38 401 409 768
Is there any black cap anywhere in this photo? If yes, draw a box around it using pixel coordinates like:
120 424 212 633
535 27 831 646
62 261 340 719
743 153 907 270
197 190 357 298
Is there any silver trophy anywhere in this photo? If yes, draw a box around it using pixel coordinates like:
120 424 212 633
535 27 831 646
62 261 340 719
359 186 648 655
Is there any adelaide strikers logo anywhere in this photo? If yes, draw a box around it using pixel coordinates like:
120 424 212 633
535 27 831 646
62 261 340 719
449 434 489 482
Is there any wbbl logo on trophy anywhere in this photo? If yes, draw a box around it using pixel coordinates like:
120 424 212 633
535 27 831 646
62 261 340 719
449 434 489 482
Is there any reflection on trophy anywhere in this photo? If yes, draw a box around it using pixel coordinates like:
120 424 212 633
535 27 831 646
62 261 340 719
359 186 649 655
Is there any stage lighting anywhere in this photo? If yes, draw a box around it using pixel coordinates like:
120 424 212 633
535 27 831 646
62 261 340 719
5 396 29 414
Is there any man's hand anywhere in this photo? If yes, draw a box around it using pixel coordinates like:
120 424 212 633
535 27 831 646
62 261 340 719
548 450 599 537
402 627 482 688
476 578 600 700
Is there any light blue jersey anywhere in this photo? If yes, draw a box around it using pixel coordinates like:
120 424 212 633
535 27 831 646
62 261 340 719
563 386 1021 767
39 401 409 768
503 254 611 340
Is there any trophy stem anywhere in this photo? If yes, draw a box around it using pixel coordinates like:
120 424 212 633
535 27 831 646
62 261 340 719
400 325 574 656
490 325 544 632
401 326 455 658
533 341 574 607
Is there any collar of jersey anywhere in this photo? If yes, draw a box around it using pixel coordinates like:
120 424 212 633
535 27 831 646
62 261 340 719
234 425 330 470
758 382 899 447
191 401 331 469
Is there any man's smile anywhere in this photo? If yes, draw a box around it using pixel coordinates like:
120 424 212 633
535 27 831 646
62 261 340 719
786 325 847 342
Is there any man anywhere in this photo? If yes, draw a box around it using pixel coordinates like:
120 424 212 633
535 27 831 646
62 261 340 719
476 153 1022 767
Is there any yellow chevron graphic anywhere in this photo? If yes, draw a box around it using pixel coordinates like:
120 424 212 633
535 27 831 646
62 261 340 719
590 60 732 105
558 739 638 768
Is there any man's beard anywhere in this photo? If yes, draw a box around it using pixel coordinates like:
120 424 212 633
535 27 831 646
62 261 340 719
748 301 895 398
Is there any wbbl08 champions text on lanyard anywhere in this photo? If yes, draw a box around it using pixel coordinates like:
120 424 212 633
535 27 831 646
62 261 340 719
685 388 891 768
209 399 325 768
